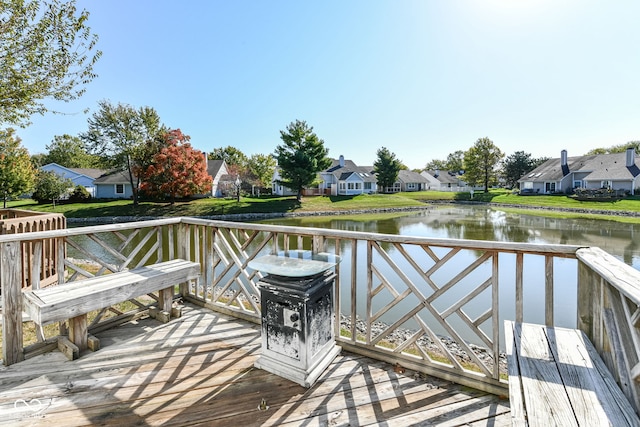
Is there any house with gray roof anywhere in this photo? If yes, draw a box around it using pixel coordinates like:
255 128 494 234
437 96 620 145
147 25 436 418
394 170 428 192
40 163 108 198
205 158 229 197
94 170 134 199
319 156 377 196
420 170 468 191
272 155 378 196
518 148 640 195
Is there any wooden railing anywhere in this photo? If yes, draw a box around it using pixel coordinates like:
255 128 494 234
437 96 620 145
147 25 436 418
0 209 66 289
1 217 639 406
576 247 640 412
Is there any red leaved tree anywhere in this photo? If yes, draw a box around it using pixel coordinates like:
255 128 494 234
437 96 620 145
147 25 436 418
139 129 212 203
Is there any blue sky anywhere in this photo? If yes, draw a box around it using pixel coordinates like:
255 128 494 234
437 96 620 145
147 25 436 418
16 0 640 169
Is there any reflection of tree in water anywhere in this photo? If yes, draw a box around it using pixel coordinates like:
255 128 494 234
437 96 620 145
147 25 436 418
412 208 536 244
261 215 403 252
257 207 640 269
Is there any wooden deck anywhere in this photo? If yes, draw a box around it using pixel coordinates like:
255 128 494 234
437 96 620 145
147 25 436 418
0 304 510 426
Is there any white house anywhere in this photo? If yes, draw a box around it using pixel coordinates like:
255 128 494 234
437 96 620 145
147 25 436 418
420 170 468 191
272 168 298 196
319 156 377 196
272 155 378 196
205 158 229 197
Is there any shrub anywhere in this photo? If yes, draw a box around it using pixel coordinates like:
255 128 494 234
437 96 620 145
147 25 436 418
68 185 92 202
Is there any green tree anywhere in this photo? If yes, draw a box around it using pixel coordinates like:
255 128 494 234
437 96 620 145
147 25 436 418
463 137 504 192
274 120 331 202
0 128 36 207
209 146 248 168
42 134 100 168
31 153 46 168
424 159 448 171
425 150 464 173
503 151 536 189
374 147 402 192
0 0 101 126
32 170 72 206
446 150 465 173
247 153 277 189
82 100 163 205
209 145 249 188
586 141 640 155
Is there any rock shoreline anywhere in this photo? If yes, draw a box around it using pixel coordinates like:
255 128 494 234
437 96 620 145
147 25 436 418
339 313 507 374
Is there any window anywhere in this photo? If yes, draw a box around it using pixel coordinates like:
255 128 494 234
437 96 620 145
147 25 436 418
407 183 416 190
364 182 371 190
339 182 346 190
545 182 556 193
573 180 582 188
115 184 125 195
523 182 533 189
601 180 612 189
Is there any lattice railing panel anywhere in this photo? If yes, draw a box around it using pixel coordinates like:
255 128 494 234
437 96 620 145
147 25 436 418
362 240 500 379
58 223 173 333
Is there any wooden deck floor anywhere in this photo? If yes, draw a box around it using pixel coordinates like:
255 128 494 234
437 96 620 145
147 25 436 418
0 304 510 426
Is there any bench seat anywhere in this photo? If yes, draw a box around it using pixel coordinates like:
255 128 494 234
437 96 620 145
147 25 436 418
23 259 200 357
505 321 640 426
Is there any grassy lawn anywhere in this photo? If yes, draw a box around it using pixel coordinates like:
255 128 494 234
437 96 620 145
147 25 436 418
5 193 424 218
4 189 639 222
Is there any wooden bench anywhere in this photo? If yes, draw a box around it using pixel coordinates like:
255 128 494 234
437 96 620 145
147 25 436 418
505 321 640 426
23 259 200 359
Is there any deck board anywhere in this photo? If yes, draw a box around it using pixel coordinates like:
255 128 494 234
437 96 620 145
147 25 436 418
0 304 510 426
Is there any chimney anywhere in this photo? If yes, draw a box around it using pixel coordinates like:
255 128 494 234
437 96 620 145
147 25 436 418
561 150 568 167
339 155 345 167
626 147 635 167
203 152 208 170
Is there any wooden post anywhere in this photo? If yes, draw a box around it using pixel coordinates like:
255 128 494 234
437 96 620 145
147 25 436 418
178 222 189 296
577 257 596 342
492 253 500 378
515 252 524 323
544 255 554 326
203 226 215 301
159 287 173 312
69 314 88 352
30 241 42 290
57 236 65 285
1 241 24 365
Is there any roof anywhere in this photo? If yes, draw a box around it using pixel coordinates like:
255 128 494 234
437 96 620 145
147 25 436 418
519 151 640 182
68 167 108 179
207 159 227 178
397 170 428 183
424 170 462 185
40 163 108 180
93 170 131 184
322 158 377 183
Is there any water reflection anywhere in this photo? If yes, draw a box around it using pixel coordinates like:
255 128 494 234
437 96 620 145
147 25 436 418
261 206 640 270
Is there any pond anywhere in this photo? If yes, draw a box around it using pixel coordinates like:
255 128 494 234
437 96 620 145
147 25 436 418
258 206 640 270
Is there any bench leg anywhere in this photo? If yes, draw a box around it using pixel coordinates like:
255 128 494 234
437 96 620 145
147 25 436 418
69 314 88 352
159 287 173 314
